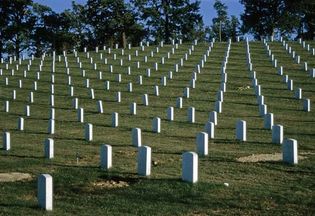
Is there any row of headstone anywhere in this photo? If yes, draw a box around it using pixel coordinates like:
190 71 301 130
248 42 299 164
281 40 314 78
267 42 312 112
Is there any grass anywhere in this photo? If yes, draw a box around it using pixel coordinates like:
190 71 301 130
0 40 314 215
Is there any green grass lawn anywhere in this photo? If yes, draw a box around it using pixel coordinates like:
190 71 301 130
0 40 314 215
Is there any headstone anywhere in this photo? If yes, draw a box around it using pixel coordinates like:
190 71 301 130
304 62 308 71
4 101 9 112
130 102 136 115
259 104 267 116
176 97 183 108
190 79 195 89
217 91 224 102
154 85 159 96
3 132 10 150
18 117 24 131
78 108 84 123
188 107 195 123
196 132 208 156
128 82 133 92
97 100 103 113
295 88 302 99
167 107 174 121
44 138 54 159
303 99 310 112
48 119 55 134
112 112 118 127
37 174 53 211
282 139 298 164
72 98 79 110
204 122 214 138
182 152 198 183
137 146 151 176
264 113 274 130
152 117 161 133
288 79 293 91
85 123 93 141
50 108 55 119
236 120 246 141
25 105 30 117
132 128 142 147
105 81 110 90
89 88 95 99
272 124 283 144
278 66 283 75
220 82 226 92
12 90 16 100
142 94 149 106
183 87 189 98
256 95 264 105
100 144 112 170
255 85 261 96
161 76 167 86
50 95 55 107
209 111 217 125
215 101 222 113
138 75 143 85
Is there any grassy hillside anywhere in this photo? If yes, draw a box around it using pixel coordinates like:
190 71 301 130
0 40 314 215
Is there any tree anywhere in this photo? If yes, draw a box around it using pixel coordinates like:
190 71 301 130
0 1 10 59
132 0 203 43
30 3 56 56
240 0 300 40
85 0 142 48
211 0 229 42
229 15 240 42
284 0 315 40
4 0 34 57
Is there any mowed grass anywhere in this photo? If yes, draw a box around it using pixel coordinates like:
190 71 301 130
0 41 314 215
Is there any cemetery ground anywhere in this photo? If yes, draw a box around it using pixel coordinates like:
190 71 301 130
0 40 314 215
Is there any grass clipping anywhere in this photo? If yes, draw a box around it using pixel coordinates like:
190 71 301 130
0 172 33 182
236 153 307 163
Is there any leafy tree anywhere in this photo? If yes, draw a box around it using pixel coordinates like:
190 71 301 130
4 0 34 57
30 3 56 56
132 0 203 43
228 15 240 42
85 0 142 48
0 1 10 59
211 0 229 41
240 0 301 40
284 0 315 40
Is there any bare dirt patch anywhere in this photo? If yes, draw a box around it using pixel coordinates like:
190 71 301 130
91 180 129 189
0 172 33 182
236 153 307 163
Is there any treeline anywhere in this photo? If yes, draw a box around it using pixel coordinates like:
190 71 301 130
0 0 314 59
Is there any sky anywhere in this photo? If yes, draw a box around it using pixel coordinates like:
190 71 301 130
32 0 244 27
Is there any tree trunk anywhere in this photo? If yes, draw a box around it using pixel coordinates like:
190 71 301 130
162 0 170 43
15 37 20 58
121 31 126 49
109 36 114 48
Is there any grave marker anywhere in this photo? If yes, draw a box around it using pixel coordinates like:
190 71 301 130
272 124 283 144
283 139 298 164
44 138 54 159
236 120 246 141
152 117 161 133
138 146 151 176
38 174 53 211
196 132 208 156
182 152 198 183
85 123 93 141
100 144 112 170
132 128 142 147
